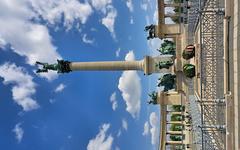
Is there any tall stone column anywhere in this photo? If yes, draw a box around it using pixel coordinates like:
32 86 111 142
36 56 173 75
69 60 143 71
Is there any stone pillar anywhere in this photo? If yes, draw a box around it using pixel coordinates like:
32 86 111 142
69 56 173 75
166 131 183 135
156 0 181 39
166 141 183 145
158 0 165 24
165 14 180 18
164 4 181 7
167 111 183 115
233 0 240 149
167 121 184 125
155 24 181 39
224 0 231 94
70 61 143 71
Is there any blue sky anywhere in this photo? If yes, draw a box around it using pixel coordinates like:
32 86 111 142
0 0 163 150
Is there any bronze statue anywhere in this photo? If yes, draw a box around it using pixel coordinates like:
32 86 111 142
36 61 59 73
145 24 156 40
183 64 195 78
148 91 158 105
158 74 176 91
36 60 72 73
144 24 155 32
156 61 174 69
182 44 195 60
157 40 176 55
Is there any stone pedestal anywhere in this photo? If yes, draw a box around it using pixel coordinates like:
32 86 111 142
157 91 185 105
155 25 181 39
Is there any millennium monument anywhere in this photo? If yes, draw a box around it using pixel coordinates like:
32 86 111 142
36 0 239 149
36 0 196 147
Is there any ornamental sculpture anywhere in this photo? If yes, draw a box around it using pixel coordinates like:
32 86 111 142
157 40 176 55
158 74 176 91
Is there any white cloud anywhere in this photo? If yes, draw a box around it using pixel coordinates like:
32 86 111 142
142 121 149 136
30 0 93 29
149 112 158 145
130 16 134 24
90 0 112 13
153 9 158 24
89 0 117 39
12 123 24 143
54 83 66 93
0 37 7 49
115 48 121 57
126 0 134 12
102 6 117 39
67 135 72 139
147 38 162 55
0 0 94 80
0 0 93 28
90 28 97 32
87 123 113 150
124 51 135 61
122 119 128 131
141 3 148 11
118 51 141 118
0 63 39 111
110 92 118 111
0 19 61 66
145 15 150 25
82 34 94 44
0 0 64 80
49 98 56 104
117 129 122 137
115 147 120 150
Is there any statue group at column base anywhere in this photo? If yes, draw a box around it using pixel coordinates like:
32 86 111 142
157 40 176 56
156 61 174 69
158 74 176 92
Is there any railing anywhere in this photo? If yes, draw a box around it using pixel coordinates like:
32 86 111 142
187 0 226 149
199 0 225 149
187 0 201 43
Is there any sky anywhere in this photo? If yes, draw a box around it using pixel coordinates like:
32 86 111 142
0 0 164 150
